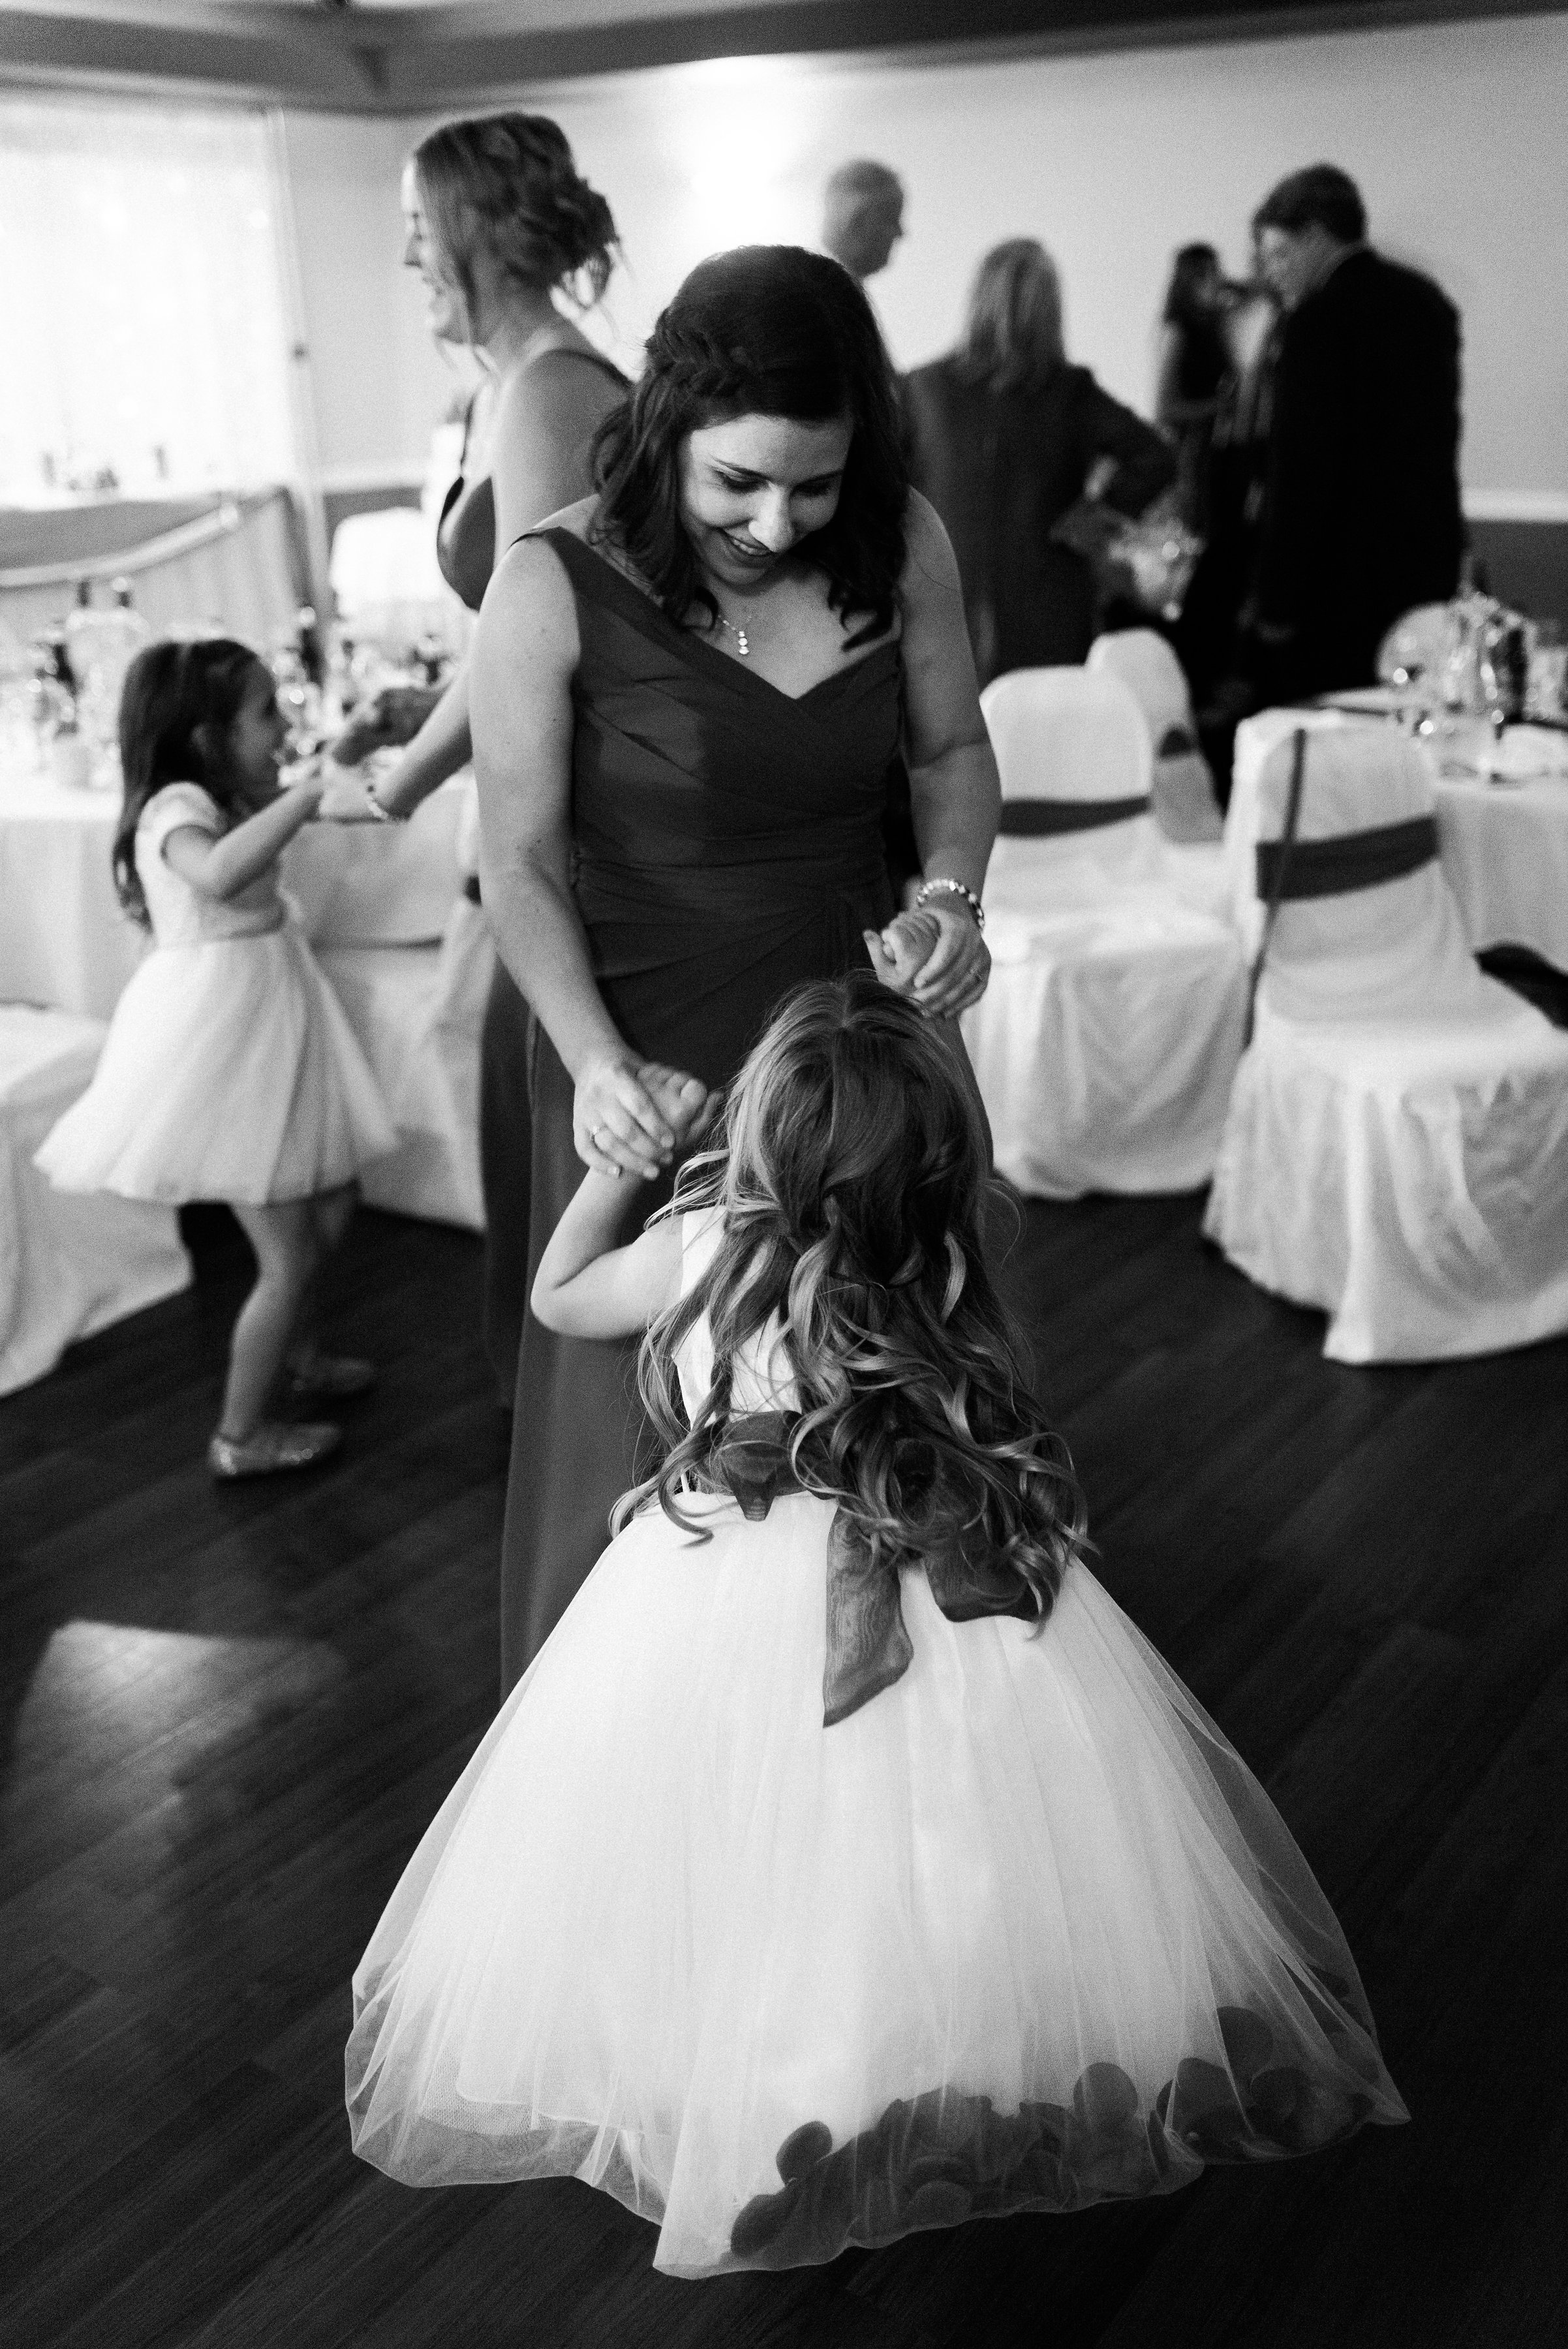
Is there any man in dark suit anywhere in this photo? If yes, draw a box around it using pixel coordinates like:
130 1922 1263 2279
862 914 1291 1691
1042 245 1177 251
1246 162 1463 699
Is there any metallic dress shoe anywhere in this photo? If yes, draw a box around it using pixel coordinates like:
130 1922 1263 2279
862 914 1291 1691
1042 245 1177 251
284 1355 376 1404
208 1420 343 1480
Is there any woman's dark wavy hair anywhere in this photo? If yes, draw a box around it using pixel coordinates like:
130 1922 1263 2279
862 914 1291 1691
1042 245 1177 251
112 637 263 928
618 974 1089 1621
592 245 908 645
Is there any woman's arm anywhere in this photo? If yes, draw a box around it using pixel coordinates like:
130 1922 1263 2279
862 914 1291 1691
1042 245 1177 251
1083 380 1178 517
320 665 474 821
324 355 621 819
889 493 1001 1016
161 779 323 901
469 536 686 1181
1154 324 1221 434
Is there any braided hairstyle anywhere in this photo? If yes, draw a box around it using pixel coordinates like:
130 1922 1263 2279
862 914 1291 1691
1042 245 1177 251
592 245 908 644
411 113 617 329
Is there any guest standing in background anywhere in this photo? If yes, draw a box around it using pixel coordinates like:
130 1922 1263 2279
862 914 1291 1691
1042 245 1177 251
820 159 906 287
1154 243 1233 533
470 244 998 1693
1244 162 1463 699
902 239 1174 685
1172 251 1282 765
323 113 626 1409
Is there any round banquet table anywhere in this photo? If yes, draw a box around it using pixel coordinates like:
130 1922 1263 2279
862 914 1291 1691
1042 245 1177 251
0 753 470 1017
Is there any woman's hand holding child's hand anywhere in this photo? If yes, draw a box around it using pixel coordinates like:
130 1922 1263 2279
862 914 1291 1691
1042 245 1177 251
864 909 942 1002
574 1057 720 1181
637 1064 723 1154
330 684 442 767
865 902 990 1019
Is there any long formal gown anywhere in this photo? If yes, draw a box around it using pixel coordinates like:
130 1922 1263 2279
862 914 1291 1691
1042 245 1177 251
348 1208 1407 2277
437 350 627 1407
498 527 901 1692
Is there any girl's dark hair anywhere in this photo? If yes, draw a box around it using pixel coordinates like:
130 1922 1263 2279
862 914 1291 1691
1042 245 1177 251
621 974 1088 1620
592 245 908 645
1163 242 1222 328
412 112 617 323
113 637 262 927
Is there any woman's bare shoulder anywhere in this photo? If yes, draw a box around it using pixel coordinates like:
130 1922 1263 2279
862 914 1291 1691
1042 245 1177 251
530 493 600 543
480 527 581 660
899 491 962 597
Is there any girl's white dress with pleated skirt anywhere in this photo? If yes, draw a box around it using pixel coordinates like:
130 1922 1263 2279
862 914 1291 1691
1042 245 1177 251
346 1210 1406 2277
37 784 394 1204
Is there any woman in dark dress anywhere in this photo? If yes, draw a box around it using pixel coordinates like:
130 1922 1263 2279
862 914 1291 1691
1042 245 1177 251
472 246 1000 1693
324 114 625 1403
902 239 1173 687
1154 242 1234 532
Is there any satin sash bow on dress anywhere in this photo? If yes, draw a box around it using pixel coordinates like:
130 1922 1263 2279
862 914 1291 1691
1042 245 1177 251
692 1412 1040 1727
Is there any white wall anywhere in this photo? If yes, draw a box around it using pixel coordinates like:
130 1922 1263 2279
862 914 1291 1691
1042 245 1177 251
278 108 457 489
284 9 1568 502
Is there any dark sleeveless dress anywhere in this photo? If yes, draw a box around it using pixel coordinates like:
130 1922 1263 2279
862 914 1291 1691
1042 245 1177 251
434 353 626 1405
499 528 902 1692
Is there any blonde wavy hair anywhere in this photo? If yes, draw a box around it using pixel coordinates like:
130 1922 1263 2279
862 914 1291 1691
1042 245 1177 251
619 975 1088 1617
957 237 1066 393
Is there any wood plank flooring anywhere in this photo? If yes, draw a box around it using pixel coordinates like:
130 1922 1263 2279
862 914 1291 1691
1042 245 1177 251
3 1192 1565 2349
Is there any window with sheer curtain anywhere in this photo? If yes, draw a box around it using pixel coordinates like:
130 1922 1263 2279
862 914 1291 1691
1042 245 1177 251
0 93 299 503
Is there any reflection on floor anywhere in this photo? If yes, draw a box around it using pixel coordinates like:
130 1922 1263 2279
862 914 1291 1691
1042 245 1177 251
2 1196 1565 2348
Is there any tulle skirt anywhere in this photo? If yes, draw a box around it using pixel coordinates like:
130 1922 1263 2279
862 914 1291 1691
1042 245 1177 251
346 1492 1406 2277
36 926 395 1205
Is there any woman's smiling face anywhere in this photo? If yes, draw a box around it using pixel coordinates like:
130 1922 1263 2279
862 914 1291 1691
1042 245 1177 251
677 412 852 592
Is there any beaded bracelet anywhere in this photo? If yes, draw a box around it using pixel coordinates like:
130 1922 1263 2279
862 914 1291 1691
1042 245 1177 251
915 875 985 933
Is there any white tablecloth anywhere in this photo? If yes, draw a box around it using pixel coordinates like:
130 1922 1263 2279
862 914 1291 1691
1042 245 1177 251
1433 770 1568 972
0 757 472 1017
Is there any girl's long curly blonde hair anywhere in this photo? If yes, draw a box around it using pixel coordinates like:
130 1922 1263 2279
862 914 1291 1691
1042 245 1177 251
620 974 1088 1618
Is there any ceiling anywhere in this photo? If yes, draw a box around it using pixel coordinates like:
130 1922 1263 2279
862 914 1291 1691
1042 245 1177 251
0 0 1552 110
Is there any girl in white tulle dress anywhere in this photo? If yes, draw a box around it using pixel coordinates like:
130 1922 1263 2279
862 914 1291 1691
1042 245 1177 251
37 638 395 1479
345 974 1405 2276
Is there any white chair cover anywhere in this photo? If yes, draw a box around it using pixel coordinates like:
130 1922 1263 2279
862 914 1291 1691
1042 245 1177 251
317 891 495 1232
1088 629 1224 844
1 1006 190 1397
964 668 1246 1198
1205 717 1568 1361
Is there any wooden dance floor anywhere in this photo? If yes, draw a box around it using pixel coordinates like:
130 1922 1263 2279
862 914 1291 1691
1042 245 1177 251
3 1190 1565 2348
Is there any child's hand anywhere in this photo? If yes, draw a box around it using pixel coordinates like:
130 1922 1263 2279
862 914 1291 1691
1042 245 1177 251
864 908 942 997
638 1062 723 1148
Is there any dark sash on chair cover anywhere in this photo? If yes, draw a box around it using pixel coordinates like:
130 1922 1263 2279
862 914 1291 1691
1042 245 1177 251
1242 728 1440 1045
1254 816 1439 902
998 795 1152 837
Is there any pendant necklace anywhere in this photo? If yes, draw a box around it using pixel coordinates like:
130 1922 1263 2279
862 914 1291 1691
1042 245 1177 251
715 606 753 658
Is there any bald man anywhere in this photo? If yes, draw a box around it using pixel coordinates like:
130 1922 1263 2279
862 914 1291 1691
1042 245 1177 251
822 160 905 285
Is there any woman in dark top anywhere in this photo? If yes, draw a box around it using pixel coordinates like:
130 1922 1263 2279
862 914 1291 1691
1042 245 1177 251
472 245 1000 1693
324 113 625 1405
1154 242 1234 532
902 239 1173 685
